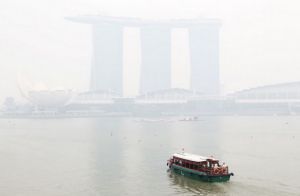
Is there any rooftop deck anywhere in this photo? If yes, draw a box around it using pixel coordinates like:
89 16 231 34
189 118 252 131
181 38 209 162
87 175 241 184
173 152 218 162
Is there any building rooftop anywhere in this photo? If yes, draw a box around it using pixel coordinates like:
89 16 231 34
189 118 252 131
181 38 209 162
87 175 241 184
66 15 221 27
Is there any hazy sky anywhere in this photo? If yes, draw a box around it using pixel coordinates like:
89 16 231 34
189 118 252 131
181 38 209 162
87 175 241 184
1 0 300 101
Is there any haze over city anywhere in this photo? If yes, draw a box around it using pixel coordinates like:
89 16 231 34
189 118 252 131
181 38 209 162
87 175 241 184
1 0 300 102
1 1 300 195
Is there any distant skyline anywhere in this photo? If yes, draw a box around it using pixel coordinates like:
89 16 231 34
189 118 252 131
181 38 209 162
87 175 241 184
1 0 300 102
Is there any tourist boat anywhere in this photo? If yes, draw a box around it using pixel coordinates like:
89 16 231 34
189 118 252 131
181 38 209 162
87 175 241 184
167 152 234 182
179 116 201 121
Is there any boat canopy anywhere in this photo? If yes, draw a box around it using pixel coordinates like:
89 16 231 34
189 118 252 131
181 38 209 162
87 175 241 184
173 152 218 163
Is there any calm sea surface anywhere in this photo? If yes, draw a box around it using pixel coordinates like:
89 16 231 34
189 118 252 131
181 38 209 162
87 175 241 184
0 116 299 196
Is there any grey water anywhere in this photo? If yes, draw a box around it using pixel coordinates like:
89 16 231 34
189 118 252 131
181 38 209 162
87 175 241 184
0 116 299 196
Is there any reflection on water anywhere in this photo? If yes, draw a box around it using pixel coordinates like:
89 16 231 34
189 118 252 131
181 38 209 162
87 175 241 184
167 169 228 195
0 116 299 195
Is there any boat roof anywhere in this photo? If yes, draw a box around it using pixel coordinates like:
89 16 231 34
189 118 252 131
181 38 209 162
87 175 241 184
173 152 218 162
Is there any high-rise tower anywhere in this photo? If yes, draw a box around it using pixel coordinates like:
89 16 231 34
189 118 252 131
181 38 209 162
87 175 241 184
140 26 171 94
66 16 221 96
91 23 123 94
189 23 220 95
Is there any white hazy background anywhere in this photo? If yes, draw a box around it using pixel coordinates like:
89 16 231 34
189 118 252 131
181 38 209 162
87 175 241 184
0 0 300 101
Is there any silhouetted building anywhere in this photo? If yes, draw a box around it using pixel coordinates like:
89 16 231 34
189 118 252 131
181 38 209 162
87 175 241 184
66 15 221 96
230 81 300 114
91 23 123 94
140 26 171 93
189 24 220 95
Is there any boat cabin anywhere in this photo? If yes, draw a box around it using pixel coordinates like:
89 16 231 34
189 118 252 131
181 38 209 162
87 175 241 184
169 152 229 175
